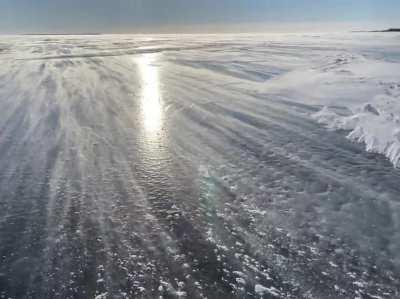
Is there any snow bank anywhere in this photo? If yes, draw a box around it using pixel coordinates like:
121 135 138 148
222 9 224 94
259 39 400 168
313 91 400 167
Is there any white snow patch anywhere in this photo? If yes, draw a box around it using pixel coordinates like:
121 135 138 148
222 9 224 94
236 277 246 285
95 292 108 299
254 284 281 297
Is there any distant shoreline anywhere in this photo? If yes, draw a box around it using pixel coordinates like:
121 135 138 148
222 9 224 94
353 28 400 33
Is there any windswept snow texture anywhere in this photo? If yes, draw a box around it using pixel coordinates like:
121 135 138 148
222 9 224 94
0 33 400 298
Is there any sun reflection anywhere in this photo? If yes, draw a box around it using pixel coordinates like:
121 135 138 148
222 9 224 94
136 53 163 135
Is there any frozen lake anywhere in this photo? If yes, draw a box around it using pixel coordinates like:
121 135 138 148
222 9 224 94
0 33 400 298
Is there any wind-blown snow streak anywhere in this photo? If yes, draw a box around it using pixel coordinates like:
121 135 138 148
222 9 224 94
0 33 399 298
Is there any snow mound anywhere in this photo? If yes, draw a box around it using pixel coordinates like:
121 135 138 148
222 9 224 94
313 93 400 167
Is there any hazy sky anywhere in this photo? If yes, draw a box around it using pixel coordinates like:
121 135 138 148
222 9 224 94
1 0 399 33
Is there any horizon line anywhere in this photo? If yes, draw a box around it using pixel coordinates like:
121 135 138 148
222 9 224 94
3 29 398 36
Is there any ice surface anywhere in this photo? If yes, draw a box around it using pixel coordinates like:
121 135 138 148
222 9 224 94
0 33 399 298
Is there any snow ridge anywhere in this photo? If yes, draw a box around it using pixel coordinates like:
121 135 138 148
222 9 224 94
313 89 400 167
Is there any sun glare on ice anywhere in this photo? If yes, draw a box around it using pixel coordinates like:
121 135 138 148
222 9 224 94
136 53 163 135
